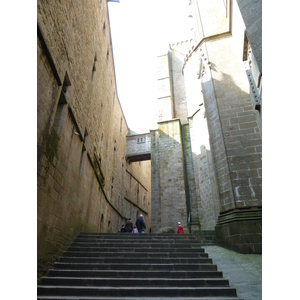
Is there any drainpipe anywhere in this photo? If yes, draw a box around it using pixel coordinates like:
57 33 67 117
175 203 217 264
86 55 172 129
180 124 191 234
182 0 232 75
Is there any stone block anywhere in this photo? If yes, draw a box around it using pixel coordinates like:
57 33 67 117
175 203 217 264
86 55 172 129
215 219 262 254
239 121 258 129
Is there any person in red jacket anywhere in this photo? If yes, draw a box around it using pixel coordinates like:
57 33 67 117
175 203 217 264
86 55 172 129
177 222 184 234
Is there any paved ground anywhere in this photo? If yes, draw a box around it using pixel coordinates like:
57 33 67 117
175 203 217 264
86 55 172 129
203 246 262 300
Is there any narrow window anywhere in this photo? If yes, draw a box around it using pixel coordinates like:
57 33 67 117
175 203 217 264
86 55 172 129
92 54 97 82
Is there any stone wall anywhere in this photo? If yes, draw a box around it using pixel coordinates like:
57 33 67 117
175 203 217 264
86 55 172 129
169 43 190 124
156 54 173 122
170 38 221 231
150 0 262 253
197 0 262 253
37 0 151 278
151 120 188 233
236 0 262 73
188 108 221 230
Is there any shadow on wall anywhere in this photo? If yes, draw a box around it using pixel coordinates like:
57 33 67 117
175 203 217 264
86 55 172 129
170 51 189 123
201 64 262 208
153 122 220 232
192 144 221 230
153 46 262 232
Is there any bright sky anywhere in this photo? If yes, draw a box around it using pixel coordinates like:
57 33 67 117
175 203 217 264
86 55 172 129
108 0 192 132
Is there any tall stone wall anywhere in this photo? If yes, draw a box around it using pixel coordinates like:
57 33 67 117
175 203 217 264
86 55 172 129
37 0 151 279
151 0 262 253
152 36 224 233
151 120 188 233
196 0 262 253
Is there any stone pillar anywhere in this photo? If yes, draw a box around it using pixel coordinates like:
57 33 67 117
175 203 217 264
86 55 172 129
187 0 262 254
201 35 262 254
151 120 188 233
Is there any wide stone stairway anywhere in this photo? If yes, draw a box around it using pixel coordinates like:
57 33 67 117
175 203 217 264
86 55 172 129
37 232 243 299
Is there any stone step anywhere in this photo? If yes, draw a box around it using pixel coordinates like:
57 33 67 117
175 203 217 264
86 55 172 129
62 251 208 258
40 277 230 287
73 237 198 242
53 262 218 271
67 247 205 253
74 233 217 244
41 276 229 288
46 269 224 279
58 257 213 264
77 233 197 239
69 242 203 248
37 297 242 300
37 286 238 297
37 232 239 299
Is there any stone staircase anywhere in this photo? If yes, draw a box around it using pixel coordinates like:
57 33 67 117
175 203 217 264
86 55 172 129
37 233 242 299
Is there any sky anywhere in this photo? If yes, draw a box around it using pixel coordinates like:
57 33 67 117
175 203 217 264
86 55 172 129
107 0 192 132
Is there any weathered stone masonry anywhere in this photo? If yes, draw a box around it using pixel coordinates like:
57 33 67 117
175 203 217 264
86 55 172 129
37 0 151 279
150 0 261 254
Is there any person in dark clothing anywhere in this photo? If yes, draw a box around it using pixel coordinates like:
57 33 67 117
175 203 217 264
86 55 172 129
135 214 146 233
124 218 133 233
120 225 125 233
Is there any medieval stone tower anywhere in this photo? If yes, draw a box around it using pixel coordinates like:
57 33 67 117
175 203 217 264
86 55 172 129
150 0 262 254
